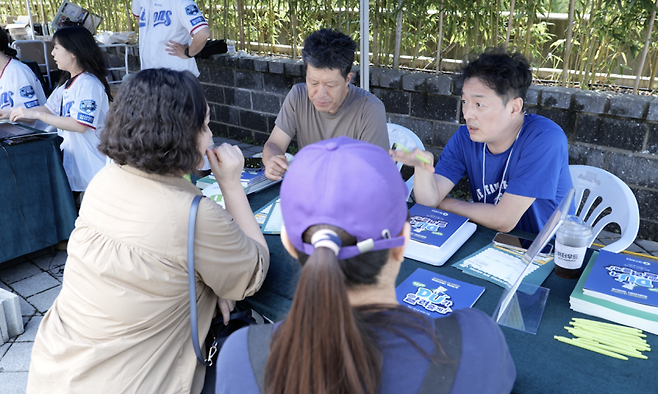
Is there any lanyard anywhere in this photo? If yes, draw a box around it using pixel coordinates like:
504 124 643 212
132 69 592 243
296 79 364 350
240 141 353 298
481 130 521 205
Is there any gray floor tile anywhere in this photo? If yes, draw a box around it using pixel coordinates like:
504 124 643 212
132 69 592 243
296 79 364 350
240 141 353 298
0 342 33 372
27 287 61 314
0 371 28 394
18 297 36 318
11 273 60 298
14 316 41 343
0 263 41 285
0 282 10 292
0 342 10 358
31 251 67 272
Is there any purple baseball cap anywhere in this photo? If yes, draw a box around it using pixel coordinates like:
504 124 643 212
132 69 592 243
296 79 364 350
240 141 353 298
281 136 409 259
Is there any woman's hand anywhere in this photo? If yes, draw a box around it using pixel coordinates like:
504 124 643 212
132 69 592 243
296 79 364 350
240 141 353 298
217 298 236 325
8 107 39 122
0 109 10 119
206 143 244 188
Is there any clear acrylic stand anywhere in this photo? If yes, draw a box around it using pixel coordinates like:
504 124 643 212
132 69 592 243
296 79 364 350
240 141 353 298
493 282 550 334
492 187 575 335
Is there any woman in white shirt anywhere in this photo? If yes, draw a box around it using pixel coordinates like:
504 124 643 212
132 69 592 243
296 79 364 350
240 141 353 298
0 28 47 116
8 26 112 193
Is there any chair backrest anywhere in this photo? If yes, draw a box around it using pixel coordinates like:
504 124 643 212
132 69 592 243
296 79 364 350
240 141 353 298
12 40 55 92
569 165 640 253
387 123 425 201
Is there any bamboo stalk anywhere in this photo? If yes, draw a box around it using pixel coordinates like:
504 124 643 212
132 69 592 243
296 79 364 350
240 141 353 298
561 0 575 86
435 0 444 73
505 0 515 51
393 0 402 70
634 0 658 93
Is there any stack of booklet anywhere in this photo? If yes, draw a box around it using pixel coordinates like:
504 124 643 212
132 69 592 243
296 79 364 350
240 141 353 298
570 250 658 335
404 204 477 266
197 169 276 195
395 268 485 318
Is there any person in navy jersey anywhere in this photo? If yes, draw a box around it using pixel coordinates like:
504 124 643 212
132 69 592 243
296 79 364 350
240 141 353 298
215 137 516 394
9 26 112 194
0 28 46 117
392 48 573 234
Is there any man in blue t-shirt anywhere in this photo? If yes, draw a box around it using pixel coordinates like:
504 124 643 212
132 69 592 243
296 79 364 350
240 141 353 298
393 49 572 234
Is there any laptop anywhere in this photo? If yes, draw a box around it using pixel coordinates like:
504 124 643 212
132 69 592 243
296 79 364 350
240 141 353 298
0 119 56 140
495 186 576 321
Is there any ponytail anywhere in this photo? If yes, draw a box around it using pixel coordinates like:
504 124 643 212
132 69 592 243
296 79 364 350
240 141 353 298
264 227 384 394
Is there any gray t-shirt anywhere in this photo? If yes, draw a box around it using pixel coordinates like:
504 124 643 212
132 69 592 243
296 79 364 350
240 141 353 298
275 83 390 151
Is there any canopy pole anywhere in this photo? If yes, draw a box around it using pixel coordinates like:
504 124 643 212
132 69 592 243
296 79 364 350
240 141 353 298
359 0 369 91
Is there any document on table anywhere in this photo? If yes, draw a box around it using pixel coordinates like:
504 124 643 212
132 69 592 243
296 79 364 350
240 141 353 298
453 244 555 289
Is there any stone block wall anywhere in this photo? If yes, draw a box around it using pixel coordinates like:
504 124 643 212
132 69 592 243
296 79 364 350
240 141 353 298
126 50 658 241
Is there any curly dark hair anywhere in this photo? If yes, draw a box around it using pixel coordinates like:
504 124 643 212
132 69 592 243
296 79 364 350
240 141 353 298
99 68 208 175
302 28 356 79
53 26 113 102
459 47 532 105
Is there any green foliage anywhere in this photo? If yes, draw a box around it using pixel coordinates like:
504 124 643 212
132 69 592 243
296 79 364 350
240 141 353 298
5 0 658 87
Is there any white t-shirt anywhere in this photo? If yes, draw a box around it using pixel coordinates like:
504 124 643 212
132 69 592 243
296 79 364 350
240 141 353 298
132 0 209 77
45 72 109 191
0 58 47 110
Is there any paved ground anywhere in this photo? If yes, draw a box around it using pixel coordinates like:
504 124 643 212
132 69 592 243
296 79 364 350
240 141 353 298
1 138 657 393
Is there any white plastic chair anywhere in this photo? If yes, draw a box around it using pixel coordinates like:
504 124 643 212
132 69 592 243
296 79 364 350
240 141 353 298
12 40 55 91
387 123 425 201
569 165 640 253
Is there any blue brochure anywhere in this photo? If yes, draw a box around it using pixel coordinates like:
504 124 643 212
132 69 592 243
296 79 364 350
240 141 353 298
583 249 658 313
396 268 485 318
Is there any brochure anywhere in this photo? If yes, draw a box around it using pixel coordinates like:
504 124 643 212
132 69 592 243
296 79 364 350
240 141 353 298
570 252 658 335
582 250 658 314
395 268 485 318
404 204 476 266
452 243 555 290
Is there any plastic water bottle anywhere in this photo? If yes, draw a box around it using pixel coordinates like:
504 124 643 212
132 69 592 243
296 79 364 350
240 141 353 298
554 215 592 279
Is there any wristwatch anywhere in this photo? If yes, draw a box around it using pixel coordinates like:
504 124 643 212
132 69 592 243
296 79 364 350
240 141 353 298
184 47 192 58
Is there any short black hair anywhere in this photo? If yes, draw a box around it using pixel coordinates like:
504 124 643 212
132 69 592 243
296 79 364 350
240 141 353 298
459 48 532 105
302 28 356 79
99 69 208 175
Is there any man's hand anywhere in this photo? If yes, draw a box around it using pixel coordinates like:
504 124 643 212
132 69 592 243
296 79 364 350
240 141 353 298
390 147 435 173
165 41 189 59
217 298 236 326
206 143 244 187
264 154 288 181
262 126 292 181
0 109 10 119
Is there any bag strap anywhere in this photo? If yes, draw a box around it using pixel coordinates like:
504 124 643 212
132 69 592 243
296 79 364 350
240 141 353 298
247 324 274 394
418 315 462 394
188 195 213 367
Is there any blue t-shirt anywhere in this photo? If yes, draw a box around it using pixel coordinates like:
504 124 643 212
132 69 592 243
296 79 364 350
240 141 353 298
215 308 516 394
436 114 573 234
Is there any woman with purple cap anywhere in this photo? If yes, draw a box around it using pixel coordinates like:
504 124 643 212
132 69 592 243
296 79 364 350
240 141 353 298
215 136 516 394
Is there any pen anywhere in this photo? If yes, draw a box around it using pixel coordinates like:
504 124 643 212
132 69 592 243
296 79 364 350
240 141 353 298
571 318 646 336
567 324 650 349
392 143 431 164
564 327 649 353
554 336 628 360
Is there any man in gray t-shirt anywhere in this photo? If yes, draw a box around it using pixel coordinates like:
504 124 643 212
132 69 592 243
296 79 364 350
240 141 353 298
263 28 389 181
